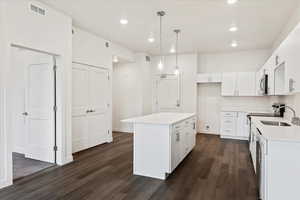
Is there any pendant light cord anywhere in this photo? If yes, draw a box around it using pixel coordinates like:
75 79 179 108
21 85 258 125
157 11 165 64
174 29 181 69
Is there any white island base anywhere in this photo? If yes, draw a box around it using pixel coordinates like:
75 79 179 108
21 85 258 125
122 113 196 180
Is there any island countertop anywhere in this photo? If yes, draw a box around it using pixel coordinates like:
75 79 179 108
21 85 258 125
122 112 196 125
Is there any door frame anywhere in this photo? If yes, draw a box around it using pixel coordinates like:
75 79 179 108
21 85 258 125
5 45 60 185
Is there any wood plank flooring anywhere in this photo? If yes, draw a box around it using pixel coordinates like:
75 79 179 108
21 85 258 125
0 132 257 200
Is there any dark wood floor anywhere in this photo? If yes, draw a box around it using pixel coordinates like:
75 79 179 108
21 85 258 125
0 132 257 200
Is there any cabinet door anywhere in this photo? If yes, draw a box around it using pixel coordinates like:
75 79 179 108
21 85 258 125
72 64 89 153
171 130 180 171
237 72 256 96
88 68 110 148
284 24 300 94
222 73 237 96
236 112 249 138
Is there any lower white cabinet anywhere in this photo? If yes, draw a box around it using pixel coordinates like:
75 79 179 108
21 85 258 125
220 112 249 140
171 117 196 171
72 63 111 153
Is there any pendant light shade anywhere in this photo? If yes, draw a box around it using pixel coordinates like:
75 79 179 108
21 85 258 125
174 29 181 75
157 11 166 71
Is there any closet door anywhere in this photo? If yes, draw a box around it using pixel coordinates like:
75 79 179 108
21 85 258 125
88 67 110 148
72 63 89 153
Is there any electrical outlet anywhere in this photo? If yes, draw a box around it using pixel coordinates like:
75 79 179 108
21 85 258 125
205 124 210 131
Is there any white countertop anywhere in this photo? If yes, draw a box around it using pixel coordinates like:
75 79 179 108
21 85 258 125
122 112 196 125
251 116 300 142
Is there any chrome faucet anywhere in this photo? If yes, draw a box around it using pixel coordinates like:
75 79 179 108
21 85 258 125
276 105 300 126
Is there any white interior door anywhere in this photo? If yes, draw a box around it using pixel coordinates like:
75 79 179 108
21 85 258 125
156 75 180 112
25 56 55 163
88 67 109 148
72 63 89 153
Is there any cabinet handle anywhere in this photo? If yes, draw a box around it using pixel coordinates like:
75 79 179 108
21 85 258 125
22 112 29 116
86 110 91 113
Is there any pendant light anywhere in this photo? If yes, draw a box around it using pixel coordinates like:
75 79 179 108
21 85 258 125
174 29 181 75
157 11 166 71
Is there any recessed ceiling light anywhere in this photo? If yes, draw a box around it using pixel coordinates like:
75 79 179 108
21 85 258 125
113 56 119 63
231 41 238 47
148 37 155 43
229 25 238 32
227 0 238 5
170 46 176 53
120 18 128 25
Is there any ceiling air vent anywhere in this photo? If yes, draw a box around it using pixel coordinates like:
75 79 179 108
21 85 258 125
30 4 46 16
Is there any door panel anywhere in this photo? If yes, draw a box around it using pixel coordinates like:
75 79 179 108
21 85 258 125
72 64 89 153
157 75 180 111
88 68 109 147
25 60 55 163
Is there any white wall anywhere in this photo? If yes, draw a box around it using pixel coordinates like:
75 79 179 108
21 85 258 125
0 0 73 189
152 54 198 113
112 53 152 133
197 49 278 134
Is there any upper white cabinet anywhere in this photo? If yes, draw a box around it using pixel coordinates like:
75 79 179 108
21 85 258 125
282 23 300 94
237 72 256 96
222 72 237 96
258 21 300 95
73 27 112 68
222 72 256 96
197 73 222 83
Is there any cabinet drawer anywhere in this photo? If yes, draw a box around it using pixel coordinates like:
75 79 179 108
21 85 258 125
221 129 235 136
221 117 235 129
221 112 236 118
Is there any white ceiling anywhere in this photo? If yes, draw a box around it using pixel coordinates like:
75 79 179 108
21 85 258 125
40 0 298 55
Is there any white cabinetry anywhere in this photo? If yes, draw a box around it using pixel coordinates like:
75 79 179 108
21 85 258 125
171 118 196 171
221 73 237 96
123 113 196 180
222 72 256 96
197 73 222 83
72 63 111 153
220 112 249 140
237 72 256 96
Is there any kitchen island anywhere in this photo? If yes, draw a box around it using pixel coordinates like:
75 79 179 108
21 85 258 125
122 113 197 180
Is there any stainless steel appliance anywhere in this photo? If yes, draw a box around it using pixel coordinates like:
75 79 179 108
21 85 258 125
259 74 268 95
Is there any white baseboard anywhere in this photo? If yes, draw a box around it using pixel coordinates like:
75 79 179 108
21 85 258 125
0 178 13 190
221 135 249 141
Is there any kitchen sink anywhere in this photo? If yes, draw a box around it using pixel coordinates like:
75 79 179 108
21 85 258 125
260 120 291 127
